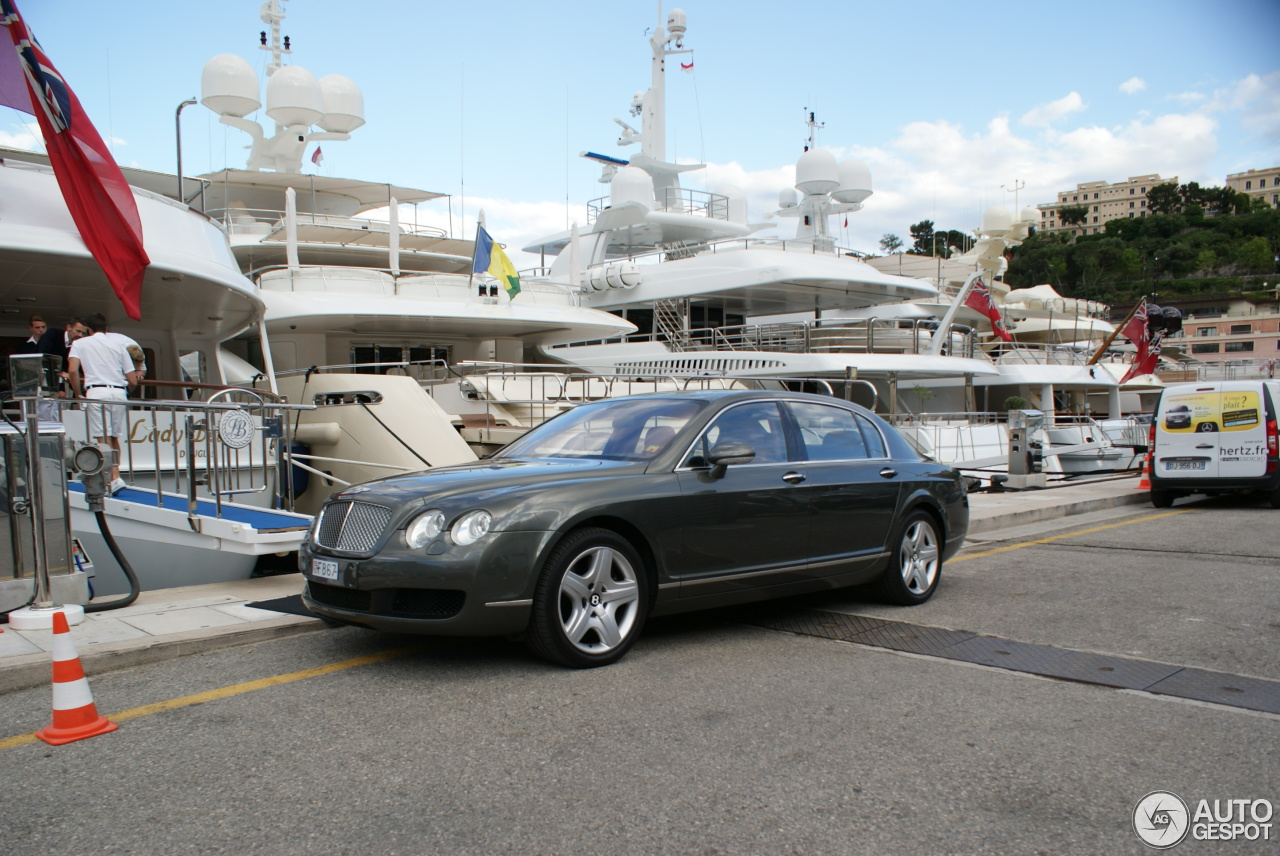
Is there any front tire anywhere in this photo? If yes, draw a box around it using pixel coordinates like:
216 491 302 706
877 510 942 605
525 528 649 668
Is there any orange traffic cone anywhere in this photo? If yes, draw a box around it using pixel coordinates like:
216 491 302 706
1137 453 1152 490
35 611 118 745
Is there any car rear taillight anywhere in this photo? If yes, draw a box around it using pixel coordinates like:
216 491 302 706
1267 419 1278 473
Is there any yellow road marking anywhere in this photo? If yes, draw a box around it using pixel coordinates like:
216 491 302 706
953 509 1192 563
0 644 428 751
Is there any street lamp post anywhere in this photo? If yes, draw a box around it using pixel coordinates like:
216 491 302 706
175 98 197 204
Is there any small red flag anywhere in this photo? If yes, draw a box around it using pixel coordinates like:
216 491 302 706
1 0 149 320
963 278 1013 342
680 61 694 73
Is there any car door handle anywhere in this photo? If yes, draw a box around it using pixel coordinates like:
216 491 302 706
782 471 806 484
879 467 898 479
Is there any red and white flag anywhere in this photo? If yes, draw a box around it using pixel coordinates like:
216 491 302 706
1 0 149 320
680 61 694 73
1118 299 1156 383
963 278 1013 342
311 146 323 166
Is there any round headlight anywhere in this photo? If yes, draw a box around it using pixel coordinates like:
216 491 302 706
405 509 446 548
451 510 492 546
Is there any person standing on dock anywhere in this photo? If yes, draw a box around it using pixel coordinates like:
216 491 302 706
67 314 143 494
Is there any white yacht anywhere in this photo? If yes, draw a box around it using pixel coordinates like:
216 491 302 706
523 6 1001 414
0 149 313 600
188 0 636 512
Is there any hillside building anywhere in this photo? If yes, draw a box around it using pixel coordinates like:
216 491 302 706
1037 174 1175 237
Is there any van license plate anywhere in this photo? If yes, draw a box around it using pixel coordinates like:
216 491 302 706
312 558 339 580
1166 461 1206 471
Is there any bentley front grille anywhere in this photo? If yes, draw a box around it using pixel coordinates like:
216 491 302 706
315 501 393 552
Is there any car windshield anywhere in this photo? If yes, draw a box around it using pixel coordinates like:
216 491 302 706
494 397 707 461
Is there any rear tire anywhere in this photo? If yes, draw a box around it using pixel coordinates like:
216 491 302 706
1151 489 1175 509
1269 487 1280 510
877 510 942 606
525 528 649 668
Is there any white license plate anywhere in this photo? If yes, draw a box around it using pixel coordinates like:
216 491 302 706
1166 461 1206 471
312 558 339 580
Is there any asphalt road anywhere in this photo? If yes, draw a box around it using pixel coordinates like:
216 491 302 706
1 496 1276 855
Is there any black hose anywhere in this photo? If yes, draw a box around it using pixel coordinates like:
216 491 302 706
84 509 140 612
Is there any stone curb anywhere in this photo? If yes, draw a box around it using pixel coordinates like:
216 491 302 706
0 614 327 695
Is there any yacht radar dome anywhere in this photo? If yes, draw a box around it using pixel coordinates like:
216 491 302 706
714 184 748 224
981 205 1013 237
265 64 324 128
795 148 839 196
778 187 799 209
832 158 873 204
317 74 365 133
611 166 656 209
200 54 261 118
667 8 687 43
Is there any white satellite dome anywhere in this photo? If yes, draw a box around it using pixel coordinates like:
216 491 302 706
981 205 1013 237
714 184 748 224
265 65 324 128
317 74 365 133
795 148 839 196
667 8 687 38
832 158 873 204
200 54 260 118
1019 206 1039 223
778 187 799 209
610 166 655 209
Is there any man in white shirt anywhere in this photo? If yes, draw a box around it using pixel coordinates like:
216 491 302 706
67 314 143 493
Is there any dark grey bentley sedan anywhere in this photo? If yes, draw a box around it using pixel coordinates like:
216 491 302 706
300 390 969 667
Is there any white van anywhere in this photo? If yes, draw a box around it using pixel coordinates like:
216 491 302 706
1148 381 1280 508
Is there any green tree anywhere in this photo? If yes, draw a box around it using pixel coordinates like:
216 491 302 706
879 233 903 254
1235 236 1272 272
1057 205 1090 227
908 220 935 255
1146 183 1182 215
1195 248 1218 272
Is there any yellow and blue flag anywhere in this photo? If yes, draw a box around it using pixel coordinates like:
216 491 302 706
473 226 521 299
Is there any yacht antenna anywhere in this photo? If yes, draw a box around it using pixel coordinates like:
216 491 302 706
803 109 824 152
259 0 292 77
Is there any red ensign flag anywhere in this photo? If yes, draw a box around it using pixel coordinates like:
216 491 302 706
963 278 1013 342
1 0 149 320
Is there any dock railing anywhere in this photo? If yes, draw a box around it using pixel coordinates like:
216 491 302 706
56 389 315 519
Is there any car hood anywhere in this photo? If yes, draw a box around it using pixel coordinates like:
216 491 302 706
331 458 648 507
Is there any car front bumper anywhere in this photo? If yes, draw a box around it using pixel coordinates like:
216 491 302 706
299 529 554 636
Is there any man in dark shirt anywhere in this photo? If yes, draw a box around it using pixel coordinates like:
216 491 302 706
14 314 47 354
34 317 89 421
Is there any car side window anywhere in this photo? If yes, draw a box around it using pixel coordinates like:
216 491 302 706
683 402 789 466
854 413 887 458
788 402 884 461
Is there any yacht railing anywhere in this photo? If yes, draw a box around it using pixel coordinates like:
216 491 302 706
586 188 731 225
54 390 315 518
1173 359 1278 382
565 317 979 358
250 264 581 304
207 207 449 240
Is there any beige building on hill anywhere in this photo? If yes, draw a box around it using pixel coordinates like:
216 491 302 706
1226 166 1280 209
1037 174 1175 237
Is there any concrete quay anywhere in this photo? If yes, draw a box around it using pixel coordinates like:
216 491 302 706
0 473 1150 693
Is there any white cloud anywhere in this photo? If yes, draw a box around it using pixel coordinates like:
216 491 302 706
1019 92 1086 127
1119 77 1146 95
0 123 42 152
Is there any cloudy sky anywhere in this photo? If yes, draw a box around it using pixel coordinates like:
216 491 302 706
3 0 1278 266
